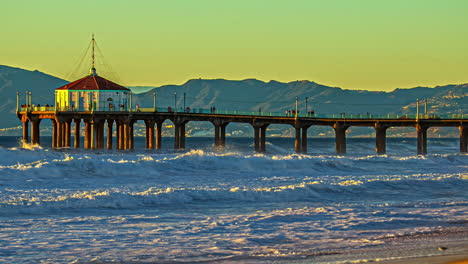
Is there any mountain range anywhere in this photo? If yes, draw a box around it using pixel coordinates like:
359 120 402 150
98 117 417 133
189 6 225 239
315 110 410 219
1 65 467 137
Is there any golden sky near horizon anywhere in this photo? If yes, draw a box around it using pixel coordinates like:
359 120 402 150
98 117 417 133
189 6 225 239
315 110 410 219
1 0 467 91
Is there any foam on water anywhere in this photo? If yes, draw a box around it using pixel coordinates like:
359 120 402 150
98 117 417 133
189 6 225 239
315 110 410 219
0 137 467 263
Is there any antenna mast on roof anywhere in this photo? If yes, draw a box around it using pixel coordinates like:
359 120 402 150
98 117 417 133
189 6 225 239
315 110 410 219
90 33 97 76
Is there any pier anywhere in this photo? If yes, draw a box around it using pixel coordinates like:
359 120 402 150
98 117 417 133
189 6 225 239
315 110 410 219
17 108 467 155
15 35 467 155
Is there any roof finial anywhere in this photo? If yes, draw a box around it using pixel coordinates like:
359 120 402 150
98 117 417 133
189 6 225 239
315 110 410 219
90 33 97 76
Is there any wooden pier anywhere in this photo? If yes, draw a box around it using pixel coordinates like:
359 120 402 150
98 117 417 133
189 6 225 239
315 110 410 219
17 110 468 155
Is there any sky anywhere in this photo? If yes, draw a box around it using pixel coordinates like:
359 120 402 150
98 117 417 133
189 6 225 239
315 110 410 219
1 0 468 91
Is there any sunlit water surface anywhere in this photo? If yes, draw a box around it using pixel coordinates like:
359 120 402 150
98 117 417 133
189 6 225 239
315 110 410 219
0 137 466 263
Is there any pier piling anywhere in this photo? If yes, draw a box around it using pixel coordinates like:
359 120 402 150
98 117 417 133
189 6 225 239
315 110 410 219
156 122 162 149
301 126 309 154
16 111 466 154
74 119 81 149
22 120 29 144
416 124 428 155
106 119 113 150
460 126 467 153
333 123 348 155
375 123 387 155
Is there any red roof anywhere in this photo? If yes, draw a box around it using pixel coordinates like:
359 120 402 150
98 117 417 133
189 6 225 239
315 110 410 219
55 74 130 91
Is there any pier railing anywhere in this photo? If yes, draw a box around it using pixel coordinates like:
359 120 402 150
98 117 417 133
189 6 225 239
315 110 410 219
19 106 467 120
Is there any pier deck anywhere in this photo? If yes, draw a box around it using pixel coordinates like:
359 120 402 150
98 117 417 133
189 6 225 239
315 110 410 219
17 109 467 155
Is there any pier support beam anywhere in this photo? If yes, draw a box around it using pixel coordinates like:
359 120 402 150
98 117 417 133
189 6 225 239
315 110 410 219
156 122 162 149
74 119 80 149
31 119 41 145
91 121 97 149
301 126 309 154
116 121 122 150
459 126 467 153
294 127 301 153
333 123 348 155
252 123 268 152
214 125 220 147
129 121 135 150
51 120 57 148
220 124 227 147
254 126 260 152
145 120 155 149
60 122 66 147
107 119 113 150
96 121 105 149
260 125 267 152
84 121 91 149
64 120 71 148
22 120 29 144
174 123 180 149
123 122 129 150
213 121 229 148
375 123 388 155
180 123 185 149
174 121 186 149
416 124 428 155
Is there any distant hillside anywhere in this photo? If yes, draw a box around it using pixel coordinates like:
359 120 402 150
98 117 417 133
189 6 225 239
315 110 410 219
1 65 466 137
133 79 468 117
0 65 67 127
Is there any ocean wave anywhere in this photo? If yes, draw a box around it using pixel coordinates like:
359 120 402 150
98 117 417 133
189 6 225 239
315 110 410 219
1 177 466 215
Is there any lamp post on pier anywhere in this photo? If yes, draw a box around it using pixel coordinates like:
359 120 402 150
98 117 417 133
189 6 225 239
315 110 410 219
16 92 20 113
27 91 32 110
174 91 177 112
153 92 157 112
424 98 427 118
129 92 133 112
295 96 299 119
416 98 420 120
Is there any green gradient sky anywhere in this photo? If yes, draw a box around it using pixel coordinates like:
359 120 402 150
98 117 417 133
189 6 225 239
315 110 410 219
2 0 467 90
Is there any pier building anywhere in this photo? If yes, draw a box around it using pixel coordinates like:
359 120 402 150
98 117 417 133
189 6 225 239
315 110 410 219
55 36 131 112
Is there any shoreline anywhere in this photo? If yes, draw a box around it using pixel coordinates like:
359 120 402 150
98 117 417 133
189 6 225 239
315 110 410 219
214 227 468 264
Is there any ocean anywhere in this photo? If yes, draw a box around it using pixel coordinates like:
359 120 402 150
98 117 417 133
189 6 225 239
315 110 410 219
0 136 466 263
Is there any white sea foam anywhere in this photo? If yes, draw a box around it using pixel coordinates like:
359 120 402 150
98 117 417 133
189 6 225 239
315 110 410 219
0 138 466 263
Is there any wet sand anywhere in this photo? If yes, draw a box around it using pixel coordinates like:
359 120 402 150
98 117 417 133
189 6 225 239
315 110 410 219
305 228 468 264
222 227 468 264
